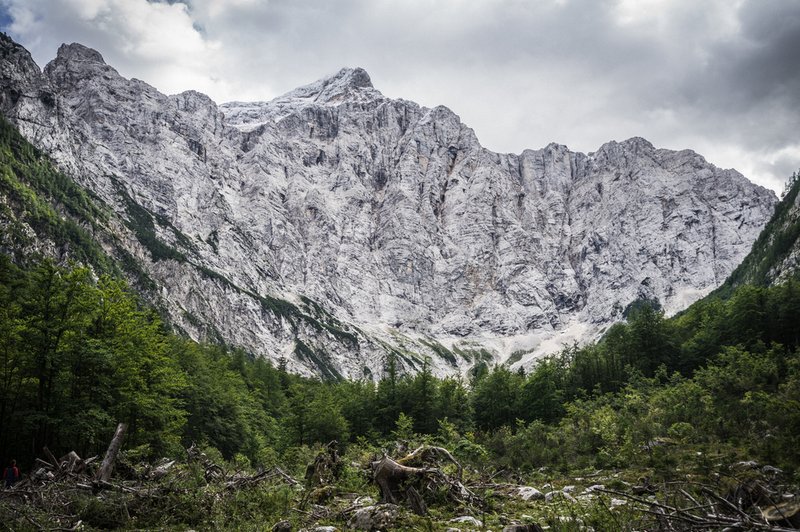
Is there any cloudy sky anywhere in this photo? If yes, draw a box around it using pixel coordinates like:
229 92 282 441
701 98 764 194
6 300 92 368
1 0 798 193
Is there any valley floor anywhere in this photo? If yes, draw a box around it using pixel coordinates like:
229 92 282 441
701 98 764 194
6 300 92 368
2 439 797 531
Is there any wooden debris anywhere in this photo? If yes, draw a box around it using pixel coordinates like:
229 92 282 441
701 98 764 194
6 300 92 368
0 433 309 531
397 445 464 479
598 486 800 531
43 446 61 472
147 459 176 480
762 499 800 528
372 454 437 506
405 485 427 515
187 441 226 482
95 422 127 483
62 451 83 473
225 466 301 490
34 458 55 471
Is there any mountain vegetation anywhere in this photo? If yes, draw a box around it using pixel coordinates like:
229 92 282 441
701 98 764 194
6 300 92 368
1 254 798 471
718 171 800 293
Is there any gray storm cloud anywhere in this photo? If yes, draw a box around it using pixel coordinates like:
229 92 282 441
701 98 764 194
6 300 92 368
1 0 798 192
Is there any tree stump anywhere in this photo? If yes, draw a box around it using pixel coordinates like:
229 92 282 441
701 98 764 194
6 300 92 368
370 446 480 515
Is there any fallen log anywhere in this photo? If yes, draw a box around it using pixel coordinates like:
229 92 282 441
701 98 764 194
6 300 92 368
224 466 301 491
273 466 301 487
34 458 55 471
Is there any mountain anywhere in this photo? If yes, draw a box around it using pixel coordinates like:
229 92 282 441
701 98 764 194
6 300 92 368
0 34 778 378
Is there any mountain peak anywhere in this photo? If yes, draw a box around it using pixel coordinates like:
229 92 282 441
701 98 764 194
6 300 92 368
220 67 379 128
330 67 373 89
0 32 43 87
271 66 381 106
0 32 26 54
594 136 656 158
620 136 654 149
55 43 106 65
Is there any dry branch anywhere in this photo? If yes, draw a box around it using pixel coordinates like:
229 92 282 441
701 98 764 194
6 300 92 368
598 487 800 531
43 446 60 472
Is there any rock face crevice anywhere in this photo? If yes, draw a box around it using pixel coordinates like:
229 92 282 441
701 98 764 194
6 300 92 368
0 35 777 377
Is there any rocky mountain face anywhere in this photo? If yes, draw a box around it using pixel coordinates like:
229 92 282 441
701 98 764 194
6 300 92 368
0 34 778 378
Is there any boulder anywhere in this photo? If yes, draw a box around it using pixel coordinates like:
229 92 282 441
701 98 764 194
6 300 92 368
347 504 400 531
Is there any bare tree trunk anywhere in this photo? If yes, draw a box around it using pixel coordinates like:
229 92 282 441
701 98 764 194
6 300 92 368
397 445 464 479
95 423 127 482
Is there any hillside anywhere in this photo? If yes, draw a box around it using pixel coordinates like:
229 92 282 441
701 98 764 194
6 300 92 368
717 173 800 294
0 184 797 530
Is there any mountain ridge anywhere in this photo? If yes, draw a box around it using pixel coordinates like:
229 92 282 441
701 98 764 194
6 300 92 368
0 34 778 378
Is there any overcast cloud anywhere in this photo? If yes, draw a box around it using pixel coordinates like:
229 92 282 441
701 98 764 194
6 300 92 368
0 0 798 192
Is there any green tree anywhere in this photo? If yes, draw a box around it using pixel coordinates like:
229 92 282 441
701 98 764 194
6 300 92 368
21 261 96 454
95 278 186 455
472 366 523 431
407 358 438 434
520 357 565 423
436 377 471 432
375 352 402 434
284 382 349 446
338 379 377 439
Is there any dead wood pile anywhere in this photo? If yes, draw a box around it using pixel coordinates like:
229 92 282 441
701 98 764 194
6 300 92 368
0 429 301 530
370 445 480 515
